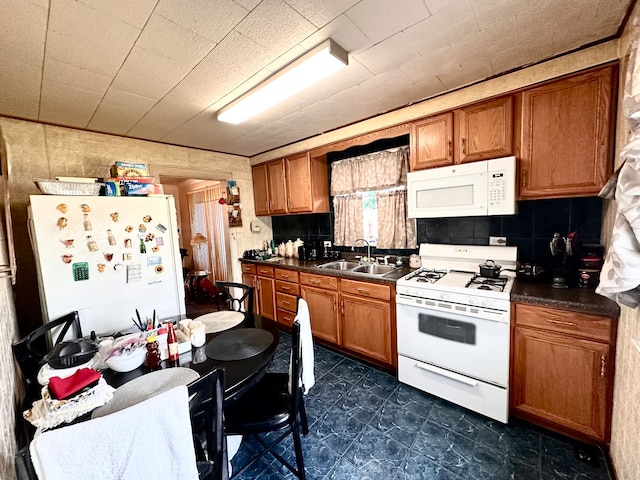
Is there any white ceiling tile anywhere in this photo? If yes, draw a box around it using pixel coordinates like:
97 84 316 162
233 0 261 11
345 0 430 44
235 0 316 53
129 96 204 138
299 14 370 55
111 46 193 99
0 60 42 118
284 0 359 28
134 13 215 67
46 0 140 77
154 0 249 43
403 0 479 54
1 0 47 67
88 89 156 134
75 0 157 28
168 58 234 107
39 81 103 127
400 45 461 85
355 32 420 75
43 58 112 95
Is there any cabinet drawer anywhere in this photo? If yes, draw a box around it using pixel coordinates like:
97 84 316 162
299 272 337 290
275 280 300 296
276 292 297 312
275 269 299 282
341 279 390 301
256 265 274 277
241 263 256 274
514 303 613 342
277 308 296 327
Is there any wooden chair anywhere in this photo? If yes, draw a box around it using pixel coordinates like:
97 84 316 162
223 319 307 479
189 369 228 480
215 281 255 326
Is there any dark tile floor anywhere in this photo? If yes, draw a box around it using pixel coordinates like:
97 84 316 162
230 329 613 480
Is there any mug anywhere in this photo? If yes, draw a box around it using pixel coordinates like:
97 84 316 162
409 254 421 269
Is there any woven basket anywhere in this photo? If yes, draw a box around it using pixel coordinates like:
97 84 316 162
35 179 103 196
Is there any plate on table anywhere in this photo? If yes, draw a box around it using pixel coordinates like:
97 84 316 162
205 328 273 361
91 367 199 418
195 311 245 333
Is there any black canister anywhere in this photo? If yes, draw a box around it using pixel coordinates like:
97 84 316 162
297 245 308 260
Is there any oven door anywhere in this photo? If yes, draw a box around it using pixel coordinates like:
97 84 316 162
396 300 509 387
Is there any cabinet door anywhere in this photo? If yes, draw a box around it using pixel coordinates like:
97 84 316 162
241 273 258 315
285 152 313 213
251 164 270 216
266 159 288 214
257 276 275 321
410 113 454 170
341 293 392 365
511 326 610 441
519 66 614 199
455 96 513 163
301 285 339 344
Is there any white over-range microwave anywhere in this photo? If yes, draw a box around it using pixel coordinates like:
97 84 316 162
407 156 517 219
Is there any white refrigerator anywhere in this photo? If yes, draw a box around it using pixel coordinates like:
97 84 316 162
28 194 186 335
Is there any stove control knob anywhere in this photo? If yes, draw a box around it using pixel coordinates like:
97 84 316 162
439 293 449 301
468 297 476 305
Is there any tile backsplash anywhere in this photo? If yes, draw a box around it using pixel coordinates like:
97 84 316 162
417 196 603 261
272 196 603 262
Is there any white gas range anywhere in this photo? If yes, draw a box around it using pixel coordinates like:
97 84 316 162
396 243 517 423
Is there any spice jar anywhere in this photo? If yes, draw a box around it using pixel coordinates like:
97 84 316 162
145 334 161 369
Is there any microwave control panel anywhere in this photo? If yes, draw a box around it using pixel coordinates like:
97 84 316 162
489 172 507 207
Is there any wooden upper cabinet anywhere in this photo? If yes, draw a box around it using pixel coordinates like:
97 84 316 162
519 65 615 199
455 96 513 163
410 96 515 171
410 112 454 170
266 159 288 214
251 163 269 216
251 152 329 216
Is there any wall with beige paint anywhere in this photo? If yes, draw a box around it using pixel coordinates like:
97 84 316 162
607 5 640 480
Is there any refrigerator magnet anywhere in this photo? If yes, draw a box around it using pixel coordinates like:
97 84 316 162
152 246 160 252
145 233 155 242
61 254 73 264
156 237 164 246
126 263 142 283
56 203 67 213
57 217 68 230
103 253 114 262
124 238 132 248
123 253 132 261
156 223 167 233
125 225 133 232
113 263 123 271
154 265 164 274
147 256 162 267
110 212 119 222
60 239 74 248
97 263 106 273
143 215 152 223
138 224 147 232
80 204 91 213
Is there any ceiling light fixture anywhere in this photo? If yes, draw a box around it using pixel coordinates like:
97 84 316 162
217 39 349 124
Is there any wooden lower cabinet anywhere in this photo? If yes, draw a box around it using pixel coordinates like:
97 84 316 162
301 285 339 344
511 303 616 442
341 293 392 365
256 276 275 321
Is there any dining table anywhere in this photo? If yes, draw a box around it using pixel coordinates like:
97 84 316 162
101 313 280 405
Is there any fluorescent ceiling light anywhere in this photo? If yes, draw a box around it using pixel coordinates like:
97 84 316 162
217 39 348 124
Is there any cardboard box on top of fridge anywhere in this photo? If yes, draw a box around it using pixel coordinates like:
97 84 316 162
110 161 149 178
102 177 163 196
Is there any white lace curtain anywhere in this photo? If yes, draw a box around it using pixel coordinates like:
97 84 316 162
331 147 417 249
596 25 640 307
188 184 231 282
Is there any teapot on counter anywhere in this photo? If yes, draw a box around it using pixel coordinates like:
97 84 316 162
277 243 286 257
293 238 304 258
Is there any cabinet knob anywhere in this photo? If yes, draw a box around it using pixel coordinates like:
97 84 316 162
546 318 575 326
333 298 336 311
600 355 606 378
522 169 527 188
341 300 344 315
447 140 452 158
461 137 466 155
357 288 370 294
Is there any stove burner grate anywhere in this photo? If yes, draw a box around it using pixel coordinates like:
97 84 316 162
409 269 447 284
466 275 508 292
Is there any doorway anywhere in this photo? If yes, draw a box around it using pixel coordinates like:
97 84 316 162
161 176 232 313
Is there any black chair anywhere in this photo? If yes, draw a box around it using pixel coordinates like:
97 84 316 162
223 319 307 479
215 282 255 326
12 311 83 404
189 369 228 480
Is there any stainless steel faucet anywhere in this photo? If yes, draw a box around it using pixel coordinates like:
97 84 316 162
352 238 371 262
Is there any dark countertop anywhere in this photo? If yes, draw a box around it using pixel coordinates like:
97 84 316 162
240 257 412 286
511 279 620 318
240 258 620 318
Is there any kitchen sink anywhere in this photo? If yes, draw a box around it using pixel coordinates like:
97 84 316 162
351 264 397 276
318 261 360 271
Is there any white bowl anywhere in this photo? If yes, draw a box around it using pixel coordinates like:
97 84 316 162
105 347 146 372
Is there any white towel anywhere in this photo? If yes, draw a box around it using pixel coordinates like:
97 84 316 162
295 298 315 394
30 385 198 480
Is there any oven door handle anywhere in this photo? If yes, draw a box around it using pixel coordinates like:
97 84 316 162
415 361 478 387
